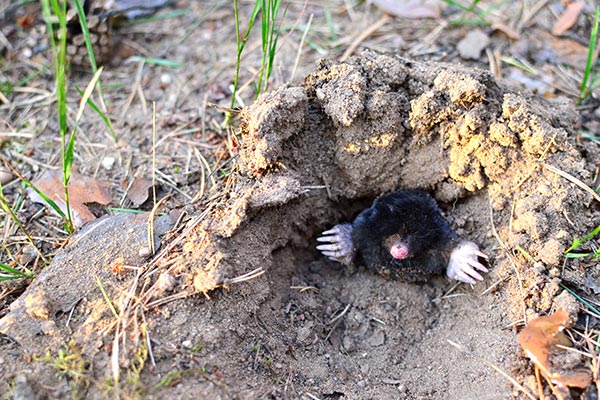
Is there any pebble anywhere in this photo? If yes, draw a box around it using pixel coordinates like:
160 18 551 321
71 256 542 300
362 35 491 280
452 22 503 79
0 168 13 184
101 156 115 170
457 29 490 60
367 329 385 347
161 73 172 84
13 375 35 400
156 272 176 293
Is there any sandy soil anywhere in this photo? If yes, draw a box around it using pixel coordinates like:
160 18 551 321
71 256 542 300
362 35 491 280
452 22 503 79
1 1 600 399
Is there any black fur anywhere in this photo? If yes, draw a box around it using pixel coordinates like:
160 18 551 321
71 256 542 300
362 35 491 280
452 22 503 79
351 190 460 281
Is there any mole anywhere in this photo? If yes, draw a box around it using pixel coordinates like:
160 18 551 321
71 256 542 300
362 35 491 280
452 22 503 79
316 190 488 283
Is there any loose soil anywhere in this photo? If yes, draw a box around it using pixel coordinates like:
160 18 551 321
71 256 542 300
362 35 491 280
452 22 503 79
1 2 600 400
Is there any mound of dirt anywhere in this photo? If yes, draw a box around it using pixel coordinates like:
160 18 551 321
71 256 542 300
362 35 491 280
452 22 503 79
1 51 599 399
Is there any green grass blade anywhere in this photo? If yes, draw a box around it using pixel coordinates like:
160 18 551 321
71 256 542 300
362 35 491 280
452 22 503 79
0 181 46 263
22 175 68 220
72 0 98 70
129 56 182 68
75 85 116 140
42 0 74 232
323 6 336 41
228 0 261 118
95 275 119 318
579 130 600 144
72 0 110 112
578 7 600 104
565 225 600 254
0 262 35 281
560 284 600 317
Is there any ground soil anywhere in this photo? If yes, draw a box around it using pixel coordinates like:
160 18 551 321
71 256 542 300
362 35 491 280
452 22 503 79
1 1 600 399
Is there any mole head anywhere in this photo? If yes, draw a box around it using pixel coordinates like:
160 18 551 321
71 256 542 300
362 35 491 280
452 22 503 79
384 234 410 260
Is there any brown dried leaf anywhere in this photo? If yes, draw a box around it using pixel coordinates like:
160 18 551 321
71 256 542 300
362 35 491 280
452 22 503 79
518 309 592 390
127 177 154 207
28 169 112 228
491 21 519 40
16 13 36 29
371 0 442 19
538 29 589 70
552 1 584 36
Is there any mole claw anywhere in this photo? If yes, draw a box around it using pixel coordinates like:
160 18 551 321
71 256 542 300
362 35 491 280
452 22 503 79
475 250 488 259
447 240 488 284
317 223 354 265
317 244 340 252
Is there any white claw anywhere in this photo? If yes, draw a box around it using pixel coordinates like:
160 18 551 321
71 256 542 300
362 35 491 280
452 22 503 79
447 240 489 284
316 223 354 266
316 234 340 243
316 244 341 251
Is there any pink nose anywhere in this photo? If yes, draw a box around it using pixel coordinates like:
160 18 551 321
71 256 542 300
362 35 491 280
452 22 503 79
390 245 408 259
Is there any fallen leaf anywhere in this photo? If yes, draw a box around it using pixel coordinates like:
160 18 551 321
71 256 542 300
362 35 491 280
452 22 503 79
537 29 590 70
16 13 36 29
491 21 519 40
552 1 585 36
127 177 153 207
371 0 442 19
518 308 592 390
27 169 112 228
0 168 13 184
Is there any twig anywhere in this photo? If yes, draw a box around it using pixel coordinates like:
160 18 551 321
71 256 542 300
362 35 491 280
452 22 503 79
340 15 391 61
543 163 600 202
325 302 352 341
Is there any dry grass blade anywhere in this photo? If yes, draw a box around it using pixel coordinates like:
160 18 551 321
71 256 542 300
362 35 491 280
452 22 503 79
224 267 265 285
291 13 313 82
325 302 352 341
147 195 172 256
290 285 319 293
543 163 600 202
340 15 391 61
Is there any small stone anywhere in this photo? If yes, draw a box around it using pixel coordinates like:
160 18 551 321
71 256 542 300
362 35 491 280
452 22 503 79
342 335 355 352
172 312 188 326
367 329 385 347
156 272 176 294
181 340 192 349
457 29 490 60
0 168 13 184
13 375 36 400
101 156 115 170
296 321 314 344
138 247 151 257
161 73 172 85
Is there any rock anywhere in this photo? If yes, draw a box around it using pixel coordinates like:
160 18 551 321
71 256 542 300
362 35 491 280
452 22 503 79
457 29 490 60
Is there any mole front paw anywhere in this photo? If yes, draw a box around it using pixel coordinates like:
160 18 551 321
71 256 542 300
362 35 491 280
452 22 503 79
446 240 489 284
316 223 354 266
